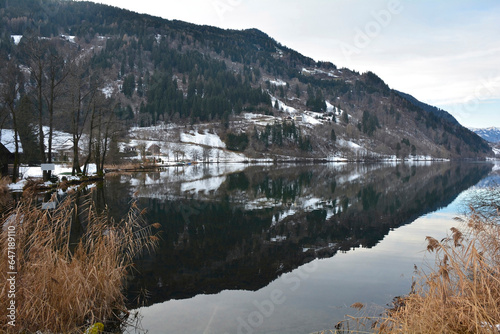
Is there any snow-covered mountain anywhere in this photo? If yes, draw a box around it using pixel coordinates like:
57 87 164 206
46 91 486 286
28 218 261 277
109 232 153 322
470 127 500 143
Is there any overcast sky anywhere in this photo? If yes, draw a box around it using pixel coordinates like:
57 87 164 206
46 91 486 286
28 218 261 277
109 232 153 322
88 0 500 128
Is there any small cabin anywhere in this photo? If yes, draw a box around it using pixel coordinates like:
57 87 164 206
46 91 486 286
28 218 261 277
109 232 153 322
0 143 14 176
148 144 161 156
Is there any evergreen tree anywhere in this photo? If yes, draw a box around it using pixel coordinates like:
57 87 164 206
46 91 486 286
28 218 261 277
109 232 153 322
122 74 135 97
137 76 144 97
16 95 40 164
342 111 349 124
331 128 336 142
295 84 301 98
361 110 379 136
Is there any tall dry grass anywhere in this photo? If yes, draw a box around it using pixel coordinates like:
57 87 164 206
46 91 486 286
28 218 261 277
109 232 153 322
314 188 500 334
0 188 160 333
0 176 13 214
378 207 500 333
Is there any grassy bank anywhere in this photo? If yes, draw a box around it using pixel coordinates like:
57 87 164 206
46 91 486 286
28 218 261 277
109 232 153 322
0 186 159 333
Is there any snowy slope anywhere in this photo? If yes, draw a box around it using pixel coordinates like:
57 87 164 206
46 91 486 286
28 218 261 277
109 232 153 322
126 126 247 163
0 127 74 154
181 129 226 148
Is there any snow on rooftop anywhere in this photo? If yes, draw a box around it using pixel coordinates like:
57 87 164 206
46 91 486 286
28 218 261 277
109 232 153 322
0 129 21 153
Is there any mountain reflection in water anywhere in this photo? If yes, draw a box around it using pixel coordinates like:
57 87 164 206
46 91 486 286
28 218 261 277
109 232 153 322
92 162 493 310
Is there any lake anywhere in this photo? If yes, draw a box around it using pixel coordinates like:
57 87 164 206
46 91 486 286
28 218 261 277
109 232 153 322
95 161 495 334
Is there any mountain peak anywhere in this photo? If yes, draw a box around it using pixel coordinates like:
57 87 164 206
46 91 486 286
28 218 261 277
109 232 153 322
470 127 500 143
395 91 460 126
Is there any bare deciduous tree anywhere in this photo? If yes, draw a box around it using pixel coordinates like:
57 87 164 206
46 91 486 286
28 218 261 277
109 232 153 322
64 59 97 176
203 146 211 163
24 35 48 174
0 60 24 181
43 43 72 167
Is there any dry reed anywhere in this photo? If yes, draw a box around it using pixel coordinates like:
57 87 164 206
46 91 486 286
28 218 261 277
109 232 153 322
0 187 160 333
0 177 13 214
378 207 500 333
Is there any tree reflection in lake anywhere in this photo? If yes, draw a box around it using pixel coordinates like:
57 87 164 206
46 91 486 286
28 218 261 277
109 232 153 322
94 162 493 312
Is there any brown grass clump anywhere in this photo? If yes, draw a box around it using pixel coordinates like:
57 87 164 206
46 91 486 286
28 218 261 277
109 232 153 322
0 191 160 333
104 162 143 172
378 208 500 333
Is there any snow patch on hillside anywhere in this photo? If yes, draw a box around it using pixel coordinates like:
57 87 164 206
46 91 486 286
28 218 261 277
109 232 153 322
301 68 339 77
60 35 76 43
126 126 246 163
181 129 226 148
11 35 22 45
102 84 114 98
181 175 226 194
325 101 335 113
269 79 287 86
270 96 298 114
302 113 322 126
338 139 362 150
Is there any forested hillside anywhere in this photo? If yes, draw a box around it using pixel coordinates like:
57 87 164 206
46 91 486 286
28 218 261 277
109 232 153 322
0 0 493 178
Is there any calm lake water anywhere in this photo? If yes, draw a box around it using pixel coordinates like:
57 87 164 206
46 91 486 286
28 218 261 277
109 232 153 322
96 161 496 334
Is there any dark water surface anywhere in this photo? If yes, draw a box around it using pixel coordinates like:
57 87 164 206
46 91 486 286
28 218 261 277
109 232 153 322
97 162 494 334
